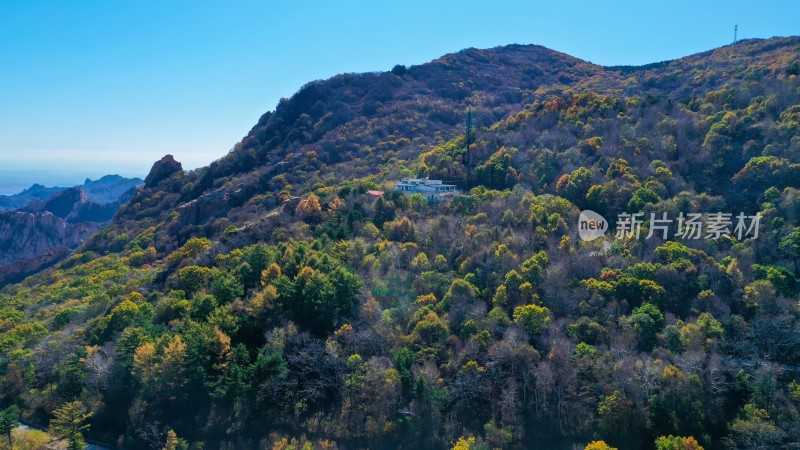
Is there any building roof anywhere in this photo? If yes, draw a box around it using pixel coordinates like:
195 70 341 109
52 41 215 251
397 177 455 187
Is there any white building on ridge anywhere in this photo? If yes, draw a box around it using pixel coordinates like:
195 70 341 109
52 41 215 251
394 177 461 202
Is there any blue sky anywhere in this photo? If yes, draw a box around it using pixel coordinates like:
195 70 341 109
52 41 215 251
0 0 797 186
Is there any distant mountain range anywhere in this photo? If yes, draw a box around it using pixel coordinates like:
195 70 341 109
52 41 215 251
0 175 142 286
0 174 142 211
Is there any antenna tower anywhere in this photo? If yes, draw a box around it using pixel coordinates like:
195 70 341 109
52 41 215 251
464 107 473 183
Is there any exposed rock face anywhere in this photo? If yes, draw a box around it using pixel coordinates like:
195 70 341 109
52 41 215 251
174 182 257 226
176 187 231 226
145 155 183 187
0 211 100 286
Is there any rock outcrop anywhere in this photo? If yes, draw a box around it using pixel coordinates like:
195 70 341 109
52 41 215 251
144 155 182 187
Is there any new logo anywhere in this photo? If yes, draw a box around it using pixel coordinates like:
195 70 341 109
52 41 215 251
578 210 608 241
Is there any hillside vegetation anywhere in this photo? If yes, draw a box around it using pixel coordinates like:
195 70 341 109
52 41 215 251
1 37 800 449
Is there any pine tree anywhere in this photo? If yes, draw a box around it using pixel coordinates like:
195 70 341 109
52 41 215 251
49 401 92 450
0 407 20 447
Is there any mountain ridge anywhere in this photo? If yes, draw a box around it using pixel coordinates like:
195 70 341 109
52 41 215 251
94 36 800 255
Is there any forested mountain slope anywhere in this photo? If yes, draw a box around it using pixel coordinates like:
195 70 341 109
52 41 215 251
1 37 800 450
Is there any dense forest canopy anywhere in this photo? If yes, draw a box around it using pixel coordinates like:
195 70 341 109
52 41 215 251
1 37 800 449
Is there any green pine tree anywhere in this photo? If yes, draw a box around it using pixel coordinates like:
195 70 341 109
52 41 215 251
49 401 92 450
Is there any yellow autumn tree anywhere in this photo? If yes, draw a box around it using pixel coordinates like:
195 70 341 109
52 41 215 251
250 284 279 320
132 342 157 384
585 441 617 450
211 327 232 367
163 429 179 450
452 436 476 450
296 193 323 222
261 262 282 286
160 335 187 393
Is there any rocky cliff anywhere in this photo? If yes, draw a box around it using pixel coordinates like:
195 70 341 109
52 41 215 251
0 210 100 285
0 180 139 286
